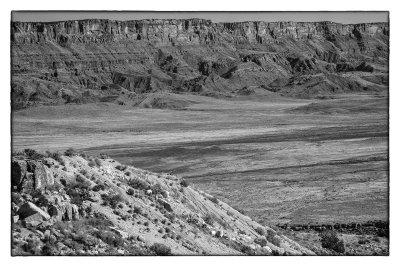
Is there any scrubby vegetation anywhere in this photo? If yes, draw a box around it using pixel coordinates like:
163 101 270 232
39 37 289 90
150 243 172 256
319 231 345 253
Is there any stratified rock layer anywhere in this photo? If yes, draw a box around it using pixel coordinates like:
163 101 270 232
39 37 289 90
11 19 389 109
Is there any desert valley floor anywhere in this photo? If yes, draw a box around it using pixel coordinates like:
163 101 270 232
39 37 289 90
12 91 388 227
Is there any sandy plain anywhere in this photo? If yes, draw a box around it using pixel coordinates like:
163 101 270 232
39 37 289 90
12 91 388 226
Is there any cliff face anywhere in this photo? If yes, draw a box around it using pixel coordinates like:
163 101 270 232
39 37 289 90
11 19 389 45
11 19 389 109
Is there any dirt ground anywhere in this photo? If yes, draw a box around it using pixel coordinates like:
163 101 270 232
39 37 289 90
12 91 389 227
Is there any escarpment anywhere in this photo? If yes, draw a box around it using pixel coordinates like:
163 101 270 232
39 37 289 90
11 19 389 109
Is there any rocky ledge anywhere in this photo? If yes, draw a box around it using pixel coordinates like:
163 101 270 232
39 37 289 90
11 149 315 256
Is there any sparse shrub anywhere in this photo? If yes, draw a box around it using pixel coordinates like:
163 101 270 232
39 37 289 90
88 160 96 167
64 148 78 157
133 206 142 215
23 148 44 160
80 152 87 158
120 214 129 221
151 183 167 197
48 151 63 163
150 243 172 255
265 229 281 247
209 196 219 204
125 171 131 176
254 237 267 247
203 214 215 226
99 153 108 159
92 184 105 192
144 221 149 226
377 228 389 238
79 169 88 176
255 226 265 236
128 178 150 190
373 236 381 243
101 193 123 209
116 165 127 171
180 179 189 187
113 210 121 216
319 231 345 253
158 228 164 234
165 213 175 222
94 158 102 167
127 188 135 195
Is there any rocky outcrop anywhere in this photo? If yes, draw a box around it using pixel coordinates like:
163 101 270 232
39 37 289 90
11 153 316 256
18 202 50 221
11 19 388 46
11 19 389 109
12 160 54 191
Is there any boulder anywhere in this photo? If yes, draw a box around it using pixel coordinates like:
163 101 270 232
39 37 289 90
71 204 80 220
23 213 46 227
11 160 28 189
27 161 55 190
18 202 50 221
109 226 129 239
61 204 73 221
12 215 19 224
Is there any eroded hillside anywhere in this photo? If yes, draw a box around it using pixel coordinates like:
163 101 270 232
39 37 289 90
11 19 389 109
11 150 315 255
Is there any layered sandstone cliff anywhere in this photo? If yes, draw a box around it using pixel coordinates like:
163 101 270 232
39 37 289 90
11 19 389 109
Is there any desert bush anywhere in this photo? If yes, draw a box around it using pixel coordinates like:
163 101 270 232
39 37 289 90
373 236 381 243
64 148 78 157
94 158 102 167
150 243 172 255
203 214 215 226
92 184 105 192
23 148 44 160
180 179 189 187
99 153 109 159
125 171 131 176
126 188 135 195
265 230 281 247
254 237 268 247
22 237 42 255
101 193 124 209
255 226 265 236
47 151 64 163
319 231 345 253
377 228 389 238
116 165 127 171
358 239 368 245
209 196 219 204
164 213 175 222
151 183 168 197
88 160 96 167
133 206 142 215
128 178 150 190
